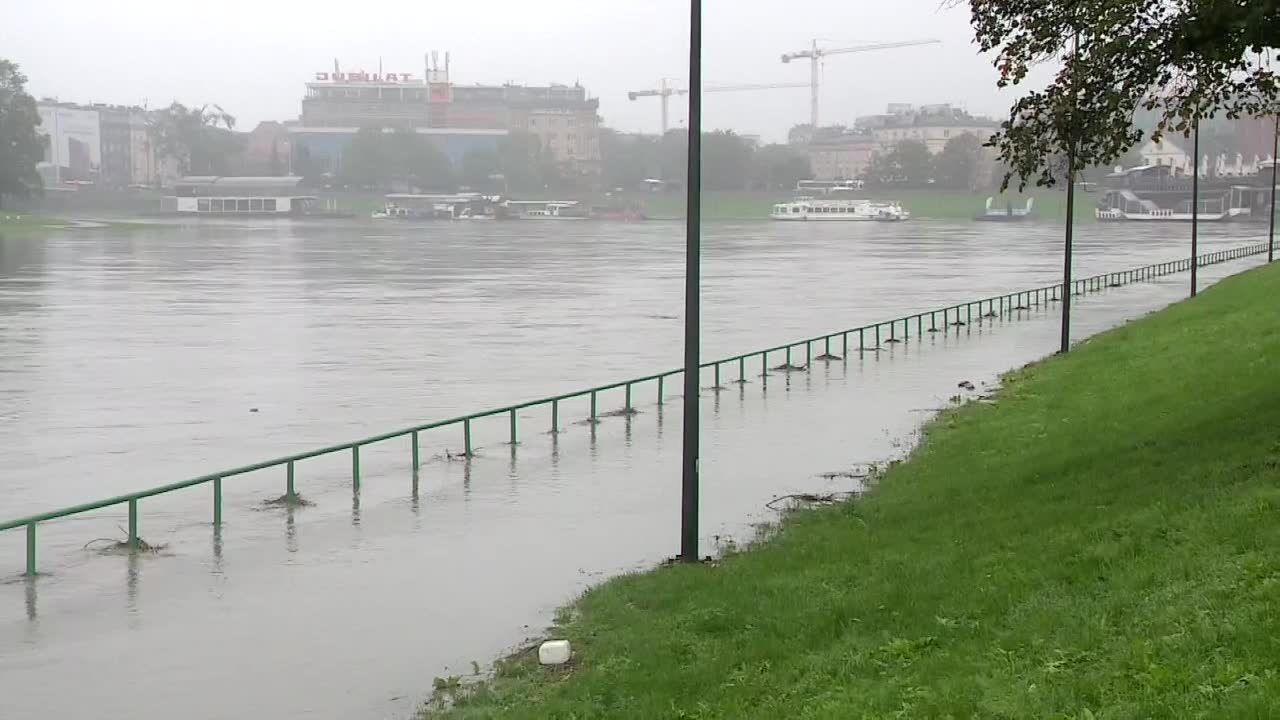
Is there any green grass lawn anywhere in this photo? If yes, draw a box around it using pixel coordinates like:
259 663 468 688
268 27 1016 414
428 260 1280 718
0 214 71 231
0 214 152 233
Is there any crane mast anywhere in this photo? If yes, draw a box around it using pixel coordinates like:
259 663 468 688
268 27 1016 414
780 39 941 127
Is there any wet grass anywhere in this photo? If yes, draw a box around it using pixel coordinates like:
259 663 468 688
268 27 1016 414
0 214 153 234
425 260 1280 718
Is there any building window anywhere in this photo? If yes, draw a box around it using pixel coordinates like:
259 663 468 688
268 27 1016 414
567 117 576 127
198 199 210 212
529 118 537 128
263 199 276 212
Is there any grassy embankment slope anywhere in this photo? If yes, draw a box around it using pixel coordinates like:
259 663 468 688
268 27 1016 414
0 214 151 233
637 188 1099 222
431 260 1280 718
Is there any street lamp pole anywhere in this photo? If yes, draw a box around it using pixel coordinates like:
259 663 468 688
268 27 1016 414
680 0 703 562
1269 114 1278 264
1060 28 1080 354
1191 118 1199 297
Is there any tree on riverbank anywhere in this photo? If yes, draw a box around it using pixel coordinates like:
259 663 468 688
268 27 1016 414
148 102 240 177
342 128 455 192
935 133 986 190
865 140 934 187
961 0 1279 188
0 59 45 210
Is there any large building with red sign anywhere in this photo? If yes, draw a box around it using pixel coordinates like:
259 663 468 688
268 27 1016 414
289 56 601 183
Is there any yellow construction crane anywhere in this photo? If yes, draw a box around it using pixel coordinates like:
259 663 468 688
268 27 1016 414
781 39 942 128
628 79 809 134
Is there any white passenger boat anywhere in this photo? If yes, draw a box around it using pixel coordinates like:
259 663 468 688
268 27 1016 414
770 197 910 221
506 200 589 220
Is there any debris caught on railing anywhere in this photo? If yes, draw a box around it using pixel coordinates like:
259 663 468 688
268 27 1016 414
83 527 167 555
262 493 314 508
765 491 860 511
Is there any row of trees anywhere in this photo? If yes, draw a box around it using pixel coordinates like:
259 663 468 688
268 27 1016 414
326 127 814 195
601 129 810 192
322 128 570 194
864 136 990 189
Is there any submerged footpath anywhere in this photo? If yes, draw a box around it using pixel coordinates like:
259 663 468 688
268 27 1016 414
425 261 1280 719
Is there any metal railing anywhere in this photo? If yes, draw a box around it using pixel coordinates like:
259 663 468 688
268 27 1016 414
2 241 1270 576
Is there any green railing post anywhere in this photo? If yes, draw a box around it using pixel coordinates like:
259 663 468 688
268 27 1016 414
509 409 518 445
805 341 811 365
842 331 848 356
286 460 296 501
213 477 222 526
411 431 420 492
916 315 922 336
552 398 561 431
25 523 36 576
352 445 361 490
625 383 633 410
824 336 830 356
464 419 472 455
859 327 865 352
127 499 139 549
738 356 746 382
590 391 598 421
761 352 768 383
657 378 664 405
714 363 721 387
875 324 881 348
785 346 792 367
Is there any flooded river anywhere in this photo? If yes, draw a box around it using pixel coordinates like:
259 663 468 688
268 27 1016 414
0 218 1269 719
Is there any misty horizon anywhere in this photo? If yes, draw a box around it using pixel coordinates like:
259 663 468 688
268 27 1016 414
1 0 1062 142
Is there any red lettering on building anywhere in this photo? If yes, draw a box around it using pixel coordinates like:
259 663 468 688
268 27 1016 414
314 70 415 83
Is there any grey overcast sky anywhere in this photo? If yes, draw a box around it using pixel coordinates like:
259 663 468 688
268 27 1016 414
1 0 1051 142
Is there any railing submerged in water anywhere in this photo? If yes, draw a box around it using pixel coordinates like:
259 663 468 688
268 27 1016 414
2 242 1271 576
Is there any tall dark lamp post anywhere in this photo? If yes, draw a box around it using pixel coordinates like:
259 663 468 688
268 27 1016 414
1269 114 1278 264
1191 118 1199 297
680 0 702 562
1060 29 1080 354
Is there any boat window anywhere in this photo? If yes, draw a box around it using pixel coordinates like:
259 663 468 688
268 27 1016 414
197 199 209 212
211 199 223 212
263 199 276 212
791 206 800 213
237 199 250 212
250 199 263 212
